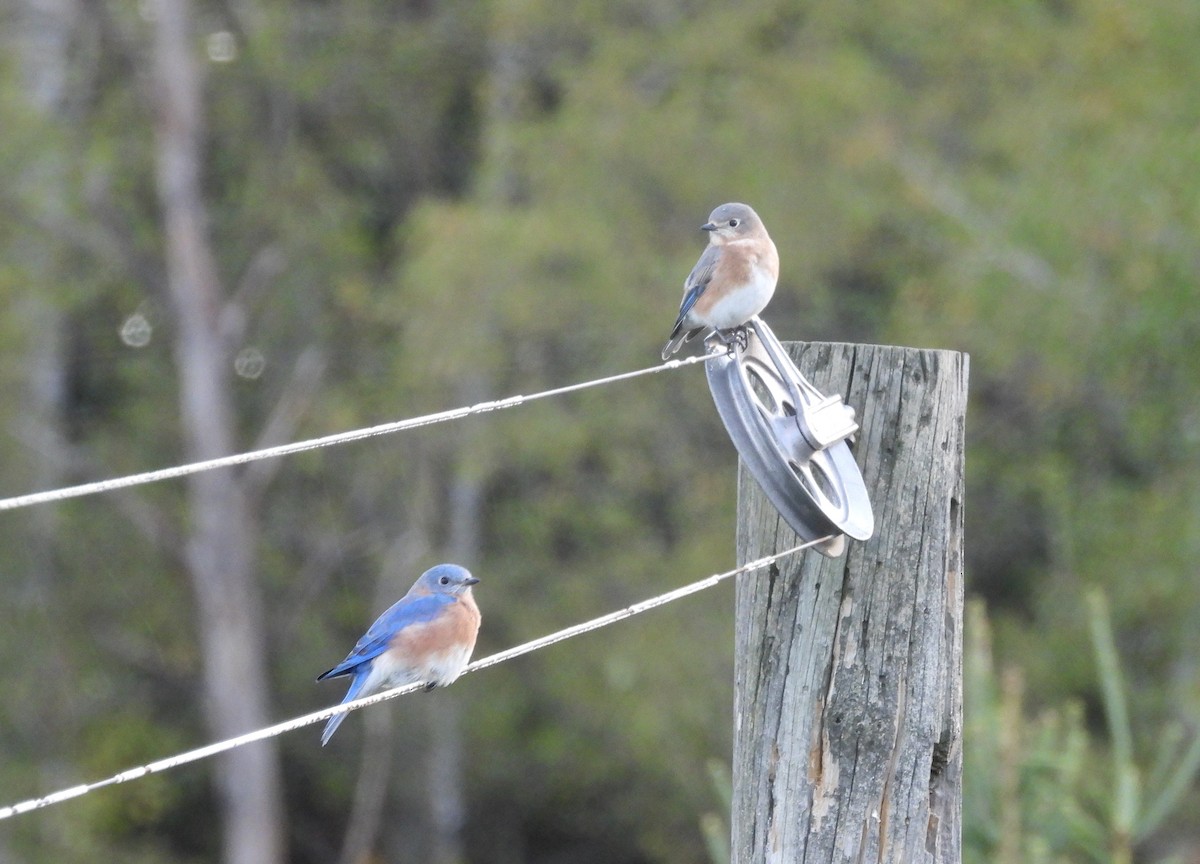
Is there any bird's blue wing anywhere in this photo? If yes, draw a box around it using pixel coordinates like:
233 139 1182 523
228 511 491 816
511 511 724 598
672 245 722 330
317 594 454 681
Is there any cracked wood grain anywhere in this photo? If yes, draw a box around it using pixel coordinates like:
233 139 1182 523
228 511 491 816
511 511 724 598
733 343 968 864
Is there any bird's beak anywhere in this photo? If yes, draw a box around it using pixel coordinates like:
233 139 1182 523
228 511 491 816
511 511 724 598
464 576 480 586
701 222 717 232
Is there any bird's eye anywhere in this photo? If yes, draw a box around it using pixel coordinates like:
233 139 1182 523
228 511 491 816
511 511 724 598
439 576 450 585
728 219 739 227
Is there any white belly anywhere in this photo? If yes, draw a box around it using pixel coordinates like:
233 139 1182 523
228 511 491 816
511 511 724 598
357 643 473 694
358 653 423 694
420 644 474 687
704 265 776 329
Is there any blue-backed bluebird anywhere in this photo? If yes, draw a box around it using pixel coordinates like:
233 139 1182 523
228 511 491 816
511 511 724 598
661 203 780 360
317 563 481 746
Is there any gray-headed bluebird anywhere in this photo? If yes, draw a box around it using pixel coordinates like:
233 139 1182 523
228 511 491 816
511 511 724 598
317 563 481 745
661 202 780 360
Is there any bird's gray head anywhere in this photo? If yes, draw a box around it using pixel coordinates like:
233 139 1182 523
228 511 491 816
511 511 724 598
416 564 480 596
701 202 764 242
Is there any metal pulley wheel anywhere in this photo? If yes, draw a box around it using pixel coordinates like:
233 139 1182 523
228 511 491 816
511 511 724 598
704 317 874 558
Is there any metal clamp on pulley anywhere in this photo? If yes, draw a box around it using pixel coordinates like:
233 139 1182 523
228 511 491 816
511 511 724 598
704 317 874 558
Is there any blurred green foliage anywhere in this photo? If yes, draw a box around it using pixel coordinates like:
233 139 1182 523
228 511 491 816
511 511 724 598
966 597 1200 864
0 0 1198 861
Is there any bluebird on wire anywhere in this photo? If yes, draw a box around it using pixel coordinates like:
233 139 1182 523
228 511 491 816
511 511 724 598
661 202 780 360
317 563 481 746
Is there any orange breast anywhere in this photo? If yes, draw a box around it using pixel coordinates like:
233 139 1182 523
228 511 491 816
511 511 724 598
693 243 758 314
388 593 481 670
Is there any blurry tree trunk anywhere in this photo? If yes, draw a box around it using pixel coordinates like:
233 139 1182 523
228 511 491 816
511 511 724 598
149 3 285 864
16 0 77 109
425 377 488 864
14 2 86 854
733 343 967 863
335 533 426 864
16 300 79 857
14 0 75 691
413 5 537 856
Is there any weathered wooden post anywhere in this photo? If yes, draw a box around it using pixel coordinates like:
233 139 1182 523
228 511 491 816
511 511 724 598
733 343 968 863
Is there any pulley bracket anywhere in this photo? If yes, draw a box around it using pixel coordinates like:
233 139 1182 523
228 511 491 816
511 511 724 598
704 317 874 558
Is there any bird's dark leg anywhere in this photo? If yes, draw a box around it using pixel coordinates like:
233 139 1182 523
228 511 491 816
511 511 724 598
423 681 437 692
713 326 750 351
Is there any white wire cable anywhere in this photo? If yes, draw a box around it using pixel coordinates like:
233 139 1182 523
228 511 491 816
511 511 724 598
0 354 710 512
0 536 826 821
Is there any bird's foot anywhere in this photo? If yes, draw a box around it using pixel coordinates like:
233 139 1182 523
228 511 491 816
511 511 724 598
423 681 437 692
714 326 750 352
704 328 742 356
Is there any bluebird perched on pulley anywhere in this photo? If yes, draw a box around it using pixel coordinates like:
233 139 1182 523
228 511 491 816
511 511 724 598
662 202 779 360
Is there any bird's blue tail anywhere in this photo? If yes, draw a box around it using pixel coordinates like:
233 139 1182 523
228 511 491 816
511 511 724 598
321 672 367 746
